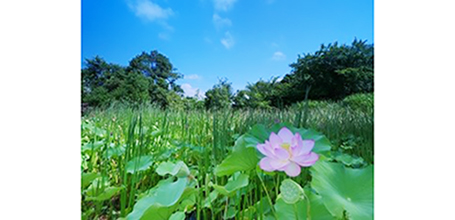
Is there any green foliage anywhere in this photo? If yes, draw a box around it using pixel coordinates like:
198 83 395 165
204 78 233 110
86 186 124 201
311 161 374 219
274 189 334 220
283 39 373 102
81 172 100 189
126 177 189 220
233 78 280 109
156 161 190 177
81 104 373 219
210 173 249 196
82 51 183 108
342 93 374 112
82 39 373 110
125 156 154 174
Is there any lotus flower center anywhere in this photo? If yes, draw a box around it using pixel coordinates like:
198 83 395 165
281 143 291 153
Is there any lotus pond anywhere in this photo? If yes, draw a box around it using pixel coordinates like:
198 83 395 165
81 105 373 219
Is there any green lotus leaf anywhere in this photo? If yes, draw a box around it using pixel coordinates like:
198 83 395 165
81 140 105 152
215 146 258 176
106 144 125 159
126 177 188 220
126 156 154 174
294 128 331 153
156 161 190 177
169 211 185 220
274 189 334 220
311 161 373 220
211 173 249 197
81 172 100 189
85 186 123 201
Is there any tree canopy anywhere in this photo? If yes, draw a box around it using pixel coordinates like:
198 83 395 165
82 51 183 108
82 39 374 110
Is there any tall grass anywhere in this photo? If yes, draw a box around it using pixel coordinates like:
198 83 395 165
81 102 373 219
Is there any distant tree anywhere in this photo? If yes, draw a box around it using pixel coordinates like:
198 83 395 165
81 56 149 106
283 39 373 102
127 50 183 107
182 97 205 111
232 77 281 109
82 50 185 108
205 79 233 110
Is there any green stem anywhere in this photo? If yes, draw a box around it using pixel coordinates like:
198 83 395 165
256 170 278 220
293 203 299 220
305 194 311 220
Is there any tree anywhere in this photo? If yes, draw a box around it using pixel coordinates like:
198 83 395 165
204 79 233 110
283 39 373 102
127 50 183 107
232 77 280 109
81 50 184 108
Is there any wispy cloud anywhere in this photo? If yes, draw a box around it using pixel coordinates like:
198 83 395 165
204 36 213 44
272 51 286 60
181 83 205 99
158 32 170 40
213 0 237 11
221 31 235 49
184 74 202 80
128 0 174 22
213 13 232 29
127 0 174 38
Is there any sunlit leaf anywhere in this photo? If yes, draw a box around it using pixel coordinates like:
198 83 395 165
126 177 188 220
311 161 373 219
156 161 190 177
86 186 123 201
126 156 154 174
169 211 185 220
211 173 249 197
81 172 100 189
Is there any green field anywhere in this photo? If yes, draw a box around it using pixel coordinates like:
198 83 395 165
81 97 373 220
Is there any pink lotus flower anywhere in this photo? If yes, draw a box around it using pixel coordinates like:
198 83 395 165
257 127 319 177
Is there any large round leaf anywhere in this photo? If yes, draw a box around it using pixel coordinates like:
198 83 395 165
156 161 190 177
81 172 100 189
211 173 249 197
126 156 154 174
169 211 185 220
214 146 258 176
86 186 123 201
274 189 334 220
311 161 373 220
126 177 188 220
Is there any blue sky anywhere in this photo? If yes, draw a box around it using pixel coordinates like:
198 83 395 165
82 0 373 98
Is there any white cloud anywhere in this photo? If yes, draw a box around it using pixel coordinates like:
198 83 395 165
184 74 201 80
204 36 213 44
221 31 235 49
181 83 205 99
128 0 174 22
158 32 170 40
213 0 237 11
213 13 232 29
272 51 286 60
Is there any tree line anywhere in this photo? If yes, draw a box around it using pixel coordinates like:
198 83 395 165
82 39 373 110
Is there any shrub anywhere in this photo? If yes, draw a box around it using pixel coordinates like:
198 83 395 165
342 93 373 112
